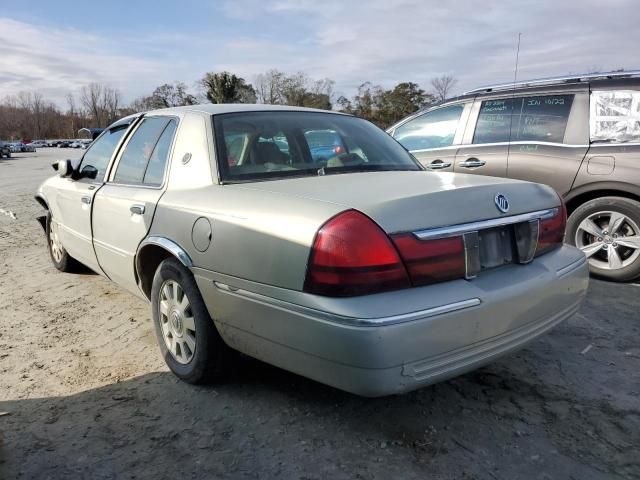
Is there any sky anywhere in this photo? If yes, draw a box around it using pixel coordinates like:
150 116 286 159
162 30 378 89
0 0 639 107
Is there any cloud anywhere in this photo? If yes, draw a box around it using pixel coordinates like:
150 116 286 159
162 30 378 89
1 1 639 108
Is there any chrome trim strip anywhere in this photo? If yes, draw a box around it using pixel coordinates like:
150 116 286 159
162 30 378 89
589 142 640 147
411 141 590 153
556 255 588 278
414 208 558 241
139 236 193 268
213 282 481 327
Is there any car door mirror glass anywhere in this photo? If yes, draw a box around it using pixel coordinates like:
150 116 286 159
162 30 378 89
80 164 98 180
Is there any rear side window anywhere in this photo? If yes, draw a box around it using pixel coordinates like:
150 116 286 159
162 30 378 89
393 104 464 150
473 99 519 144
114 117 170 184
143 120 177 185
513 95 573 142
591 90 640 143
473 95 573 144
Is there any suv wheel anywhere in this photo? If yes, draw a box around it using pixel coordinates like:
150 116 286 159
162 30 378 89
151 258 233 384
567 196 640 281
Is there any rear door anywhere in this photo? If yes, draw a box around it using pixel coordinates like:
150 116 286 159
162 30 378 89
49 123 131 272
390 103 471 172
505 89 589 195
92 116 178 295
454 98 513 177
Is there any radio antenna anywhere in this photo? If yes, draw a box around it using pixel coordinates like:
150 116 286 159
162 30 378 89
507 33 522 162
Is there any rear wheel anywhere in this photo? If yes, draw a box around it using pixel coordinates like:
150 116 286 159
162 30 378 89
151 258 233 384
46 212 79 272
567 196 640 281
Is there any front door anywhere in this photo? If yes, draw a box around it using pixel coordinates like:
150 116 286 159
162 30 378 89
47 124 131 272
92 117 178 295
391 103 469 172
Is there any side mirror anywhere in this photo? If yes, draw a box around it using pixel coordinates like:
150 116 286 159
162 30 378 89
79 165 98 180
53 159 73 177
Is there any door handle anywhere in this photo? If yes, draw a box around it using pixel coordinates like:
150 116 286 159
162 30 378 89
458 158 486 168
81 196 91 205
428 160 452 170
130 204 145 215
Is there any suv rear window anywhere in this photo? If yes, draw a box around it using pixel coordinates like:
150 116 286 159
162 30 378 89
473 95 573 144
591 90 640 143
213 111 421 182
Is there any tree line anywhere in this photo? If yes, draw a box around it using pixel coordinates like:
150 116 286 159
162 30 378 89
0 71 457 140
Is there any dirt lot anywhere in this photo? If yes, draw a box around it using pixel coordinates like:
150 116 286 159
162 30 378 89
0 149 639 480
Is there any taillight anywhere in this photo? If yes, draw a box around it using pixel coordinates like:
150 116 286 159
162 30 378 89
304 210 411 297
535 199 567 256
391 234 466 286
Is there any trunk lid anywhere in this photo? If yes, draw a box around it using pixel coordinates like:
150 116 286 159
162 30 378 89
230 171 560 233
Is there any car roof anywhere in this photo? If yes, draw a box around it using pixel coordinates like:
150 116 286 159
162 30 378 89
144 103 351 117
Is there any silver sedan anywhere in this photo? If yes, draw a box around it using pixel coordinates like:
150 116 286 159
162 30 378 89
35 104 589 396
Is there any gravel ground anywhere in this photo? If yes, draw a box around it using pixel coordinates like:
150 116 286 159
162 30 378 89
0 149 639 480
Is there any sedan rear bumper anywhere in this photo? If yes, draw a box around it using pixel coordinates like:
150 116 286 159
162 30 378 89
194 246 588 397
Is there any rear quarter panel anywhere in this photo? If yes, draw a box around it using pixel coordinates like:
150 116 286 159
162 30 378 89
149 186 345 290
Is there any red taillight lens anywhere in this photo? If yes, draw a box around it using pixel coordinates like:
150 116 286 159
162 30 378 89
304 210 411 297
535 199 567 256
391 234 466 286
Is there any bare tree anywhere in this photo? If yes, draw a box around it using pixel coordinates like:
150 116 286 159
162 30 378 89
79 83 122 127
430 75 458 102
254 69 286 104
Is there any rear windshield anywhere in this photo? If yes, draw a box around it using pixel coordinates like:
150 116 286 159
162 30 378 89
213 111 421 182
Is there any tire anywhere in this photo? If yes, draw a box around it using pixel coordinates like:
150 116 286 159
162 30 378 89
46 212 80 272
566 196 640 281
151 257 233 384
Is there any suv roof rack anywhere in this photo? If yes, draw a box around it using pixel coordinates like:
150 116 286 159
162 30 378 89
464 70 640 95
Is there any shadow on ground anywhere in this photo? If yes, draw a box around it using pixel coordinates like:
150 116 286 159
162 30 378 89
1 281 638 480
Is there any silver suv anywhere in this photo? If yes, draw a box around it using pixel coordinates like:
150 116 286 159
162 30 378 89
388 71 640 281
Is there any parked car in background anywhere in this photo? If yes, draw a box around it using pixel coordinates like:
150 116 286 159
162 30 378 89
22 143 36 152
388 70 640 281
81 140 92 149
57 141 72 148
35 104 588 396
8 143 24 153
0 141 11 158
69 141 83 148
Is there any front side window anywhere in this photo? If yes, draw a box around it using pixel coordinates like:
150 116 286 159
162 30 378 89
591 90 640 143
114 117 170 184
214 111 421 182
78 125 129 182
393 105 464 151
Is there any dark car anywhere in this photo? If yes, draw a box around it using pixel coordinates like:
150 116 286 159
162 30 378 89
388 70 640 281
0 141 11 158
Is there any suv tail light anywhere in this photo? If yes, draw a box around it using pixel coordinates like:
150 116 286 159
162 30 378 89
304 210 410 297
391 234 466 286
535 199 567 257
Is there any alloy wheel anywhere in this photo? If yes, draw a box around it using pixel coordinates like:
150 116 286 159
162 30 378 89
49 220 64 263
575 210 640 271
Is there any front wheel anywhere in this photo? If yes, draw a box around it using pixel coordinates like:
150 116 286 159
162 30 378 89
151 258 233 384
567 196 640 281
46 212 79 272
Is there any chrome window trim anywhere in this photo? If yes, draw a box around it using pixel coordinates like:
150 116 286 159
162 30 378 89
213 281 481 327
458 140 589 149
413 208 558 240
589 142 640 147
